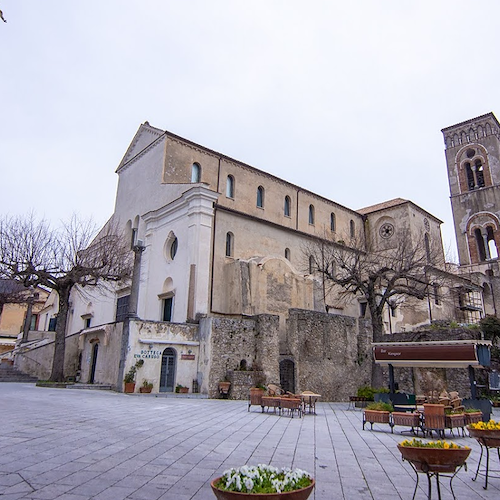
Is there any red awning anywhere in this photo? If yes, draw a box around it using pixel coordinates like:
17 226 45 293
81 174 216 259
372 340 492 368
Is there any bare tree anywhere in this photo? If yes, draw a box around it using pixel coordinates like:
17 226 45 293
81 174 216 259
0 214 133 381
0 279 27 317
305 229 449 339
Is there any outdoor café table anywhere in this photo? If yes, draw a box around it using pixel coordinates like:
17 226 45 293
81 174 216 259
301 392 321 414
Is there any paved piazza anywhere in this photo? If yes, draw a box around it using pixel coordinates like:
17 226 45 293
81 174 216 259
1 383 499 499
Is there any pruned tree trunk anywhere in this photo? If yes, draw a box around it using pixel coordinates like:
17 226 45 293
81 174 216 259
49 286 71 382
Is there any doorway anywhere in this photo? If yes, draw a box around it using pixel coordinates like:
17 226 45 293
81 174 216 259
279 359 295 394
160 347 176 392
88 342 99 384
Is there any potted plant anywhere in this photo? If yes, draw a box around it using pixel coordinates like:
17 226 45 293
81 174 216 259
398 438 471 473
363 401 393 430
211 464 315 499
140 379 153 393
175 384 189 394
123 359 144 393
218 379 231 397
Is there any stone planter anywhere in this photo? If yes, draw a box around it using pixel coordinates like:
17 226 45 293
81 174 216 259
176 387 189 394
139 387 152 393
124 382 135 393
397 445 471 473
210 478 315 500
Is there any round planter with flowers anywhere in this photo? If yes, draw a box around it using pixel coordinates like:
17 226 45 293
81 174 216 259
211 464 315 500
468 420 500 489
398 438 470 499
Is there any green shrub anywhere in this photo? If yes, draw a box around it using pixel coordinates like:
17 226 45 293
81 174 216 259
366 402 393 412
357 386 375 400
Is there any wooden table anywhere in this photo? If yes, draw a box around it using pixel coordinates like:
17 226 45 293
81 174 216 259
301 392 321 414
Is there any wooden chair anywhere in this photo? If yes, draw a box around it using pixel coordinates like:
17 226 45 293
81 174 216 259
449 391 465 412
423 404 446 439
267 384 282 396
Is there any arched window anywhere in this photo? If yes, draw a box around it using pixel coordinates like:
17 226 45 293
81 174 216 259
308 204 315 225
424 233 431 263
226 175 235 198
257 186 264 208
225 232 234 257
308 255 315 274
191 163 201 183
475 160 485 188
475 228 487 261
170 237 178 260
350 220 355 238
285 248 290 260
330 212 336 232
284 196 291 217
487 226 498 259
465 162 475 190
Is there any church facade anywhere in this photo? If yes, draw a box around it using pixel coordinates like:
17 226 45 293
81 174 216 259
14 117 492 398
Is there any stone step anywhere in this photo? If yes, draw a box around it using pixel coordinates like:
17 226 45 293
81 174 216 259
0 364 38 383
67 384 113 390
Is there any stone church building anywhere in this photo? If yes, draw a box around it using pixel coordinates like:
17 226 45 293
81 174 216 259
14 113 500 399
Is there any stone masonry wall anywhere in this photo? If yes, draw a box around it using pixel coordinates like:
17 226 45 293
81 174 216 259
286 309 372 401
208 315 280 399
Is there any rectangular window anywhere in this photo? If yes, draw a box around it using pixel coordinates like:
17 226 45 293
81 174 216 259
48 317 57 331
359 302 367 318
30 314 38 331
85 317 92 328
115 295 130 322
162 297 173 322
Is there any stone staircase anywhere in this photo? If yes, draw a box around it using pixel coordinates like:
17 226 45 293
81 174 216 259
0 363 38 383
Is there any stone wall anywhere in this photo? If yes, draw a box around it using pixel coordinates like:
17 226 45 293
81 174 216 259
14 332 80 380
286 309 372 401
207 315 280 399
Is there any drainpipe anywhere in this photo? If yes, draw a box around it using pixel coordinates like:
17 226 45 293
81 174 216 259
117 243 145 391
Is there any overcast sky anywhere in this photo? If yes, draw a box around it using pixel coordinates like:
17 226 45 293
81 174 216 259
2 1 500 261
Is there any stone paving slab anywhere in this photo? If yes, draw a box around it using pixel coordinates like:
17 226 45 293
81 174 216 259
1 383 500 499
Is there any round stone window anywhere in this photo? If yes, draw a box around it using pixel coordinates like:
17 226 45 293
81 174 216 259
466 148 475 159
379 223 395 239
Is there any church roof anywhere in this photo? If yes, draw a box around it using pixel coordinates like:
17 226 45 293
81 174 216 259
357 198 409 214
357 198 443 223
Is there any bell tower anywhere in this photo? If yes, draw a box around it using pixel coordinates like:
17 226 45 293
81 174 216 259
442 113 500 270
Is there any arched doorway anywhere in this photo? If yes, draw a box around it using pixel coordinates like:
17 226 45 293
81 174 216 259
279 359 295 394
88 342 99 384
160 348 176 392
